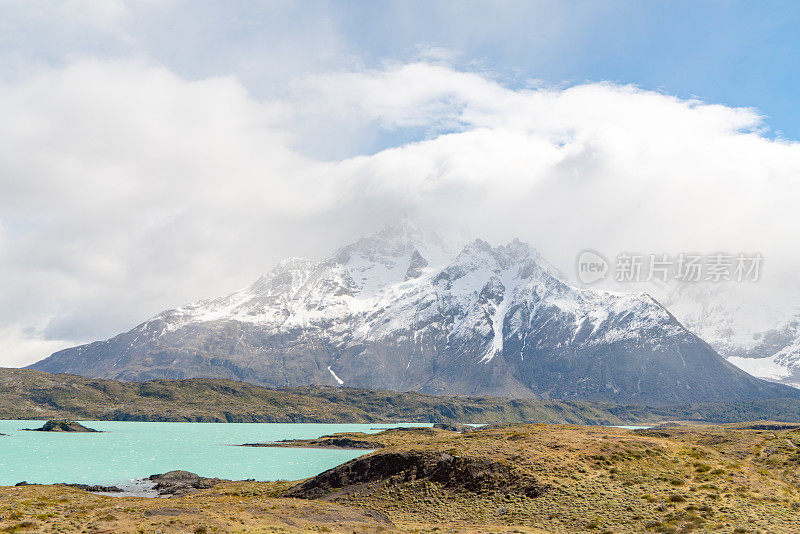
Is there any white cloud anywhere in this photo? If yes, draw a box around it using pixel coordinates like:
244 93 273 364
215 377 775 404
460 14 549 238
0 324 72 368
302 64 799 263
1 58 799 366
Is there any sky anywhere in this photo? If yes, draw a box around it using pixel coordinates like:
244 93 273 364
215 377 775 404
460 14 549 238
1 0 799 366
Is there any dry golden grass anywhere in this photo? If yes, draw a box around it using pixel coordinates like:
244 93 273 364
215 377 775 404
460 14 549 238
0 482 394 533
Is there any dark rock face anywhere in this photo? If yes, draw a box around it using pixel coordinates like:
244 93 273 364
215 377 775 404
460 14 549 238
405 249 429 280
147 470 225 496
285 450 549 500
24 420 99 432
29 227 800 405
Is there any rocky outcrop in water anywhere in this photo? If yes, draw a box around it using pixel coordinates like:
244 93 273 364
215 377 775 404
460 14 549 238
240 435 383 449
24 420 99 432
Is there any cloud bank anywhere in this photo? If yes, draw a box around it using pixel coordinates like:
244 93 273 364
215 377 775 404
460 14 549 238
0 58 799 365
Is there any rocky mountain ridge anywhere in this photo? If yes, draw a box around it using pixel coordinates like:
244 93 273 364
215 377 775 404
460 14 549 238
30 224 799 405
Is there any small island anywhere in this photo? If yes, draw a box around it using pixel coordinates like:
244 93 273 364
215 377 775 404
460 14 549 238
23 420 100 433
238 433 385 450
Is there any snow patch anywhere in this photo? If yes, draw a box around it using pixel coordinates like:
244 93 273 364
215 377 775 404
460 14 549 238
480 270 518 364
727 355 792 380
327 365 344 385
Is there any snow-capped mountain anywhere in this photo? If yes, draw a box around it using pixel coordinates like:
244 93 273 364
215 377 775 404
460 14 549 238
724 321 800 388
30 224 798 405
662 283 800 389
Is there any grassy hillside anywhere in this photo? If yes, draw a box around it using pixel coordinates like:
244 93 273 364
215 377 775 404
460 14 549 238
281 423 800 532
1 367 800 424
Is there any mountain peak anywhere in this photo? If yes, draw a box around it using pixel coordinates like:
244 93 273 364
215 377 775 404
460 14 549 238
451 237 562 284
374 220 425 241
331 222 453 270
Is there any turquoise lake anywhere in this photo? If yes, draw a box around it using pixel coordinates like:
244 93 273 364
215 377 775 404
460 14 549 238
0 420 430 487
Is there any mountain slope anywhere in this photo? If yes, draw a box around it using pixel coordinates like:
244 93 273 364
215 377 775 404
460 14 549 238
30 224 799 405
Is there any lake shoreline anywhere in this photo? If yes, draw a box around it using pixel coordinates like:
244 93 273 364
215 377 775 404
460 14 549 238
0 420 419 487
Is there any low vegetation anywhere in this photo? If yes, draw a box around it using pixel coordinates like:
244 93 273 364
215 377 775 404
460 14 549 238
2 368 800 424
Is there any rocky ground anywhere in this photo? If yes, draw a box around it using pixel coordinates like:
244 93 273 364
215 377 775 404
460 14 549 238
1 423 800 532
146 471 230 497
13 482 122 493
